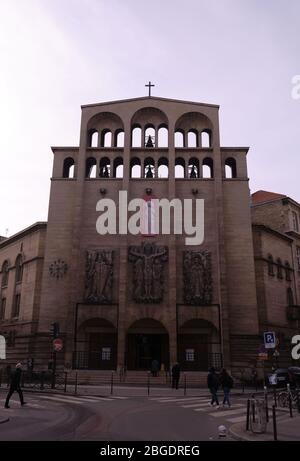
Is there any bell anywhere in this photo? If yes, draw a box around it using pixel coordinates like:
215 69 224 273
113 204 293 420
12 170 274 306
100 166 109 178
146 165 153 178
190 165 197 178
146 135 154 148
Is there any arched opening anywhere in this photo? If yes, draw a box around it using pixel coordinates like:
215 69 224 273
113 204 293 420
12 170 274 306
126 318 169 370
85 157 97 178
158 125 168 147
144 157 155 178
99 157 110 178
225 157 237 179
201 130 211 148
188 157 200 179
131 125 142 147
188 130 198 148
15 255 23 283
144 125 155 148
130 157 141 178
178 319 220 371
1 260 9 287
63 157 75 178
115 129 125 148
174 130 185 148
101 130 112 148
158 157 169 178
175 157 185 178
202 157 214 178
87 129 99 148
74 318 117 370
113 157 124 178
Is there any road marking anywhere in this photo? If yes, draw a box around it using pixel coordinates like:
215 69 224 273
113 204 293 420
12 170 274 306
209 407 246 418
227 415 246 423
38 395 114 404
181 402 213 408
153 397 208 403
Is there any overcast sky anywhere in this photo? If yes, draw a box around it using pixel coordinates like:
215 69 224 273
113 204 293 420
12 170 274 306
1 0 300 236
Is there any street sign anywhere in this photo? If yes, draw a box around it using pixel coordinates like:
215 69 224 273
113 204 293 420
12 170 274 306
53 338 63 352
264 331 276 349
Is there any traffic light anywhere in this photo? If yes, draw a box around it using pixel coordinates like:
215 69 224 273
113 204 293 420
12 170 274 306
50 322 59 339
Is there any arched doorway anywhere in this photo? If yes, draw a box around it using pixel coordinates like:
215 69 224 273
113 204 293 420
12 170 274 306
74 318 117 370
178 319 221 371
126 318 169 370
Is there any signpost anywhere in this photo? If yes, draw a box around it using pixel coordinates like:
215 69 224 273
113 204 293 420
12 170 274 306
51 336 63 389
264 331 276 349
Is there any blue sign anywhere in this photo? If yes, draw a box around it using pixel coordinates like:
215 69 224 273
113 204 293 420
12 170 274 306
264 331 276 349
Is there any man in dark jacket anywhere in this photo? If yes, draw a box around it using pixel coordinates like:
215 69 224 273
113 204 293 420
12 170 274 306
171 363 180 389
207 367 219 407
4 363 26 408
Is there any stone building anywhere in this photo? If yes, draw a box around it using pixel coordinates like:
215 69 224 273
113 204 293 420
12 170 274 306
0 96 298 376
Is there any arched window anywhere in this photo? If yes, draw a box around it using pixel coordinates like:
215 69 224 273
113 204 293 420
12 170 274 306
131 125 142 147
115 130 125 148
62 157 75 178
113 157 124 178
85 157 97 178
267 255 274 276
1 261 9 287
99 157 110 178
101 130 112 148
87 129 99 148
144 157 155 178
15 255 23 284
287 287 294 306
225 157 237 179
158 157 168 178
201 130 211 148
130 157 141 178
188 130 198 148
174 130 185 148
188 157 200 179
144 125 155 148
175 157 185 178
158 125 168 147
202 157 214 178
285 262 292 282
277 258 283 279
292 211 299 233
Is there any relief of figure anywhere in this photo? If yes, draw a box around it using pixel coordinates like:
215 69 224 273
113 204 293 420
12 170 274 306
128 242 168 303
85 250 114 303
183 250 212 305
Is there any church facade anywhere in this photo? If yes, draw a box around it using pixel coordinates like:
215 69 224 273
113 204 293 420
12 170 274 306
1 95 298 375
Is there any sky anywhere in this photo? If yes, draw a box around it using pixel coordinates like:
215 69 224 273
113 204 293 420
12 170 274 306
0 0 300 236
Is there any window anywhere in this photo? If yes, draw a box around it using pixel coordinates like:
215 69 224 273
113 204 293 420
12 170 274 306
277 258 283 279
131 126 142 147
225 158 237 179
292 211 299 233
87 130 98 148
285 262 292 282
15 255 23 283
158 126 168 147
201 130 211 148
174 130 184 148
130 157 141 178
296 247 300 271
1 260 9 287
187 130 198 148
63 157 75 178
85 157 97 178
175 158 185 178
202 157 214 178
0 298 6 320
185 349 195 362
102 347 111 361
267 255 274 276
12 293 21 318
113 157 124 178
157 157 168 178
287 287 294 306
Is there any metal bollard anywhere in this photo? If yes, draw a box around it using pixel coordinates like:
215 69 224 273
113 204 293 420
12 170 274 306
110 372 114 395
184 373 187 396
252 400 255 423
264 386 269 423
147 372 150 396
273 387 277 407
64 372 68 393
272 405 278 441
287 384 293 418
246 399 250 431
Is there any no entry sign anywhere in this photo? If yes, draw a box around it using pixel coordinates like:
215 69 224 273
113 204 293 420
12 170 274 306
53 338 63 352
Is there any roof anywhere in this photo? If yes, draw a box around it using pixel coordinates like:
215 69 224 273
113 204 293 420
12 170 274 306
81 95 220 110
251 190 287 206
0 222 47 249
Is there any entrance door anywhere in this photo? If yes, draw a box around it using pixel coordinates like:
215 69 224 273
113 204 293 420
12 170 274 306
126 334 169 370
178 334 209 371
88 333 117 370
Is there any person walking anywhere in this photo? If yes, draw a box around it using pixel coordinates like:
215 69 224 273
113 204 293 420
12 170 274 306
171 363 180 390
219 368 233 408
4 363 26 409
207 367 219 408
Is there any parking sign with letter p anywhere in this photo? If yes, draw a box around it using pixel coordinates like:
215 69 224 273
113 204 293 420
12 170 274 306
264 331 276 349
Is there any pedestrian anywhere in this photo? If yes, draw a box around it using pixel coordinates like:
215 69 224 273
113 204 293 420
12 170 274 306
207 367 219 408
4 363 26 409
171 362 180 389
150 359 159 377
219 368 233 407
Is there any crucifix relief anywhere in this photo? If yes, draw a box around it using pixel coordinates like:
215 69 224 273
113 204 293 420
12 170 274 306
128 242 168 303
145 81 155 97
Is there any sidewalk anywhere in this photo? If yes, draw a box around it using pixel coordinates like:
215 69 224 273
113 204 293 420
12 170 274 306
230 414 300 441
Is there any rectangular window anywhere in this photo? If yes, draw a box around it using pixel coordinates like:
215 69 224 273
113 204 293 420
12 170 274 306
0 298 6 320
185 349 195 362
292 211 299 233
297 247 300 272
12 294 21 318
102 347 111 361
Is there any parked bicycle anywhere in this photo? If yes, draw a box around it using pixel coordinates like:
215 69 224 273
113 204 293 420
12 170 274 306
278 388 300 409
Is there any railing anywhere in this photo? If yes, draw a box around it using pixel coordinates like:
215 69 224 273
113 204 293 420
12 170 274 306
72 351 116 370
